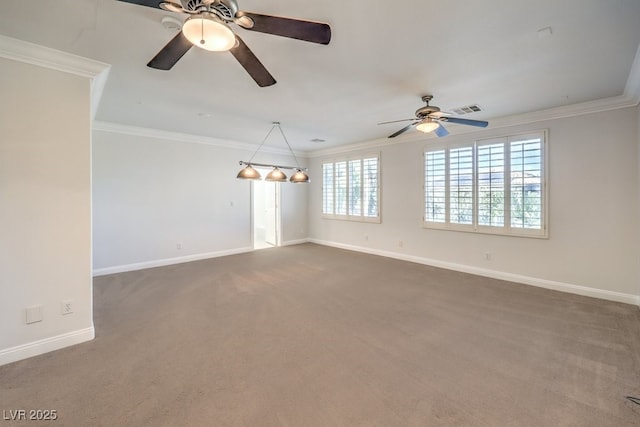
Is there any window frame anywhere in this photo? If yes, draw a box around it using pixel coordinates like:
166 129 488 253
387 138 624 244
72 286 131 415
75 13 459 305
423 131 548 238
322 153 381 223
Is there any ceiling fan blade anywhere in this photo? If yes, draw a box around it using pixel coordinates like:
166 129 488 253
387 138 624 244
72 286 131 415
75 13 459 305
388 123 416 138
235 11 331 45
377 118 415 125
115 0 163 9
147 32 193 70
441 117 489 127
230 36 276 87
434 124 449 138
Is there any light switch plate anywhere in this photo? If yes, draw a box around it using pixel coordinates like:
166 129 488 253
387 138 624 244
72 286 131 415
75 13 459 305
25 305 43 324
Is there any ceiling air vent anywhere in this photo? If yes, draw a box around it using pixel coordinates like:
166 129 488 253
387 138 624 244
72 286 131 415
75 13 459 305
451 104 482 115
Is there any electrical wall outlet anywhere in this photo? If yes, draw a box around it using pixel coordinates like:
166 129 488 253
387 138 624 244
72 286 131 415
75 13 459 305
61 300 73 315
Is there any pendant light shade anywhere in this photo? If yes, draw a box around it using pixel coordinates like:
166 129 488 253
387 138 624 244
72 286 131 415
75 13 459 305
236 164 261 180
265 167 287 182
289 169 310 183
182 13 236 52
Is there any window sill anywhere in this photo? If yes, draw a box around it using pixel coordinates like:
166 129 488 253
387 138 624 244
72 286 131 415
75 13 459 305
422 222 548 239
323 215 381 224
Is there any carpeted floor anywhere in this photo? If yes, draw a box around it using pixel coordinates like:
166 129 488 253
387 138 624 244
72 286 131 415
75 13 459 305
2 243 640 426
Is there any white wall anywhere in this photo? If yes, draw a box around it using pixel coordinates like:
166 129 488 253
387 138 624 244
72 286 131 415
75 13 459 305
0 57 94 363
92 128 308 274
280 173 308 243
309 107 640 303
637 104 640 301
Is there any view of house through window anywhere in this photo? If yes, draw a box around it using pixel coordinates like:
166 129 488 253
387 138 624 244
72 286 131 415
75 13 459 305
424 131 546 237
323 154 380 222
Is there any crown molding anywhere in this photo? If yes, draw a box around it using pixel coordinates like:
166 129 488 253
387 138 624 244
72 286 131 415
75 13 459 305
0 34 111 121
92 121 306 158
308 94 638 158
307 133 409 159
0 34 110 79
488 94 637 128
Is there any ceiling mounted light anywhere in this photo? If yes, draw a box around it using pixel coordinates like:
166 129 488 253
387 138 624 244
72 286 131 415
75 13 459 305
182 13 236 52
265 167 287 182
237 164 261 180
416 117 440 133
237 122 309 184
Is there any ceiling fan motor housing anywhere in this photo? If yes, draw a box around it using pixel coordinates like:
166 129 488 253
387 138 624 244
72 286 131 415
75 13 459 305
179 0 238 19
415 95 439 118
415 105 440 119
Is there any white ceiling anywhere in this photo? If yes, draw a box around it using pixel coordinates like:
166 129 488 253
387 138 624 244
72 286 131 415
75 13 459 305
1 0 639 152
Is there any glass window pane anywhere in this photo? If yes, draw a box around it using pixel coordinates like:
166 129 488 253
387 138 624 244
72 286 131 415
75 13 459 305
449 147 473 224
322 163 334 214
425 150 446 223
511 138 542 229
335 161 347 215
477 143 505 227
363 157 378 217
348 160 362 216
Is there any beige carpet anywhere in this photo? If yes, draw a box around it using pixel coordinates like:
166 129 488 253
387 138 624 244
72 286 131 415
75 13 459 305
2 243 640 426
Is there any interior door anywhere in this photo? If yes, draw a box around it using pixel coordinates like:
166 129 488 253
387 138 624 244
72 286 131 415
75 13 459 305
264 181 278 246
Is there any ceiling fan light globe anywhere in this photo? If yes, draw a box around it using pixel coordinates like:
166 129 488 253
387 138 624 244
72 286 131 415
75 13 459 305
416 119 440 133
183 14 236 52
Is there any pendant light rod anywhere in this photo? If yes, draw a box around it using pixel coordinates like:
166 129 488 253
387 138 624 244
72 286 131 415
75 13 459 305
274 121 302 170
247 123 277 163
238 161 307 171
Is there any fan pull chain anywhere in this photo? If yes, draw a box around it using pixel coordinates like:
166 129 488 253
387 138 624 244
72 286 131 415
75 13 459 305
200 17 205 45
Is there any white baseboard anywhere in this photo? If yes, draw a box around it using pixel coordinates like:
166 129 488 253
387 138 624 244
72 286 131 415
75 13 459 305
93 242 313 276
309 239 640 306
0 327 95 367
93 247 254 276
281 238 310 247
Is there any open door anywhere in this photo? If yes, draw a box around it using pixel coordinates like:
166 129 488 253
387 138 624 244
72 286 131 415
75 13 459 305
252 178 280 249
264 181 278 246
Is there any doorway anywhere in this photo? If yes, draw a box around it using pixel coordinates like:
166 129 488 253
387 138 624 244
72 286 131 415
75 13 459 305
252 178 280 250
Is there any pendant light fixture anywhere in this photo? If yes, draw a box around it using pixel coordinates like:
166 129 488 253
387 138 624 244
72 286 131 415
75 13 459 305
237 122 310 183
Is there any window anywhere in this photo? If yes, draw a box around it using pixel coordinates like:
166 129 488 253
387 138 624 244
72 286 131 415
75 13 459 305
424 131 546 237
323 154 380 222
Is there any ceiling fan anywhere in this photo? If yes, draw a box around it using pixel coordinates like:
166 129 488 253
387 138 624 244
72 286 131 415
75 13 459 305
116 0 331 87
379 95 489 138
